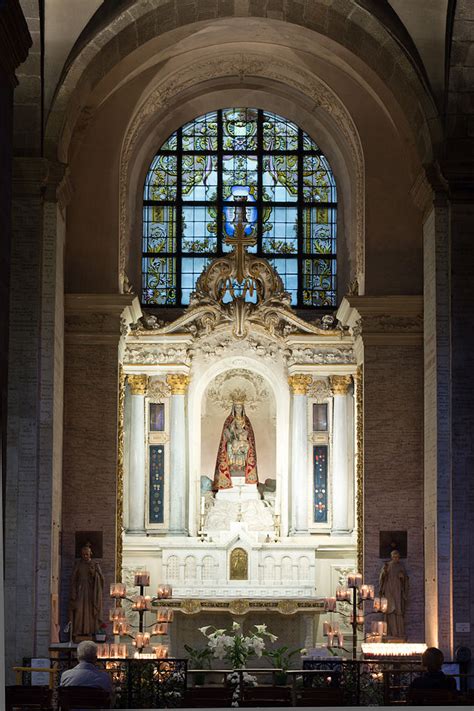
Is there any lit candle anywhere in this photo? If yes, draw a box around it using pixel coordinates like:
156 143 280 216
110 582 126 598
97 643 110 659
368 585 375 599
373 597 380 612
323 621 331 635
337 633 344 648
327 631 334 647
153 622 168 635
382 621 387 636
134 571 150 587
154 645 169 659
145 596 152 611
347 573 356 587
109 643 119 658
354 573 363 588
380 597 388 613
325 597 336 612
360 584 369 599
134 633 144 649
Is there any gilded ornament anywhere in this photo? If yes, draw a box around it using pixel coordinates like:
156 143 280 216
330 374 352 396
115 365 125 580
166 373 190 395
288 374 312 395
229 547 248 580
181 599 201 615
278 599 297 615
127 374 148 395
229 599 250 615
355 366 364 575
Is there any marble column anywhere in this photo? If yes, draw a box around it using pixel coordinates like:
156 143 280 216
167 374 190 535
127 375 148 533
330 375 353 534
289 374 312 534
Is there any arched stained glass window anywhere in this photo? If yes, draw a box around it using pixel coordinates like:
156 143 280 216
142 108 337 308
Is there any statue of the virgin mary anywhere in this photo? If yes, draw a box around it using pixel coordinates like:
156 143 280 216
213 394 258 490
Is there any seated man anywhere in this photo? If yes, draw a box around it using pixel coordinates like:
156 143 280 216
409 647 457 692
60 640 114 697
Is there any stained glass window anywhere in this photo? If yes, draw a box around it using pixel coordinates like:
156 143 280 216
142 108 337 307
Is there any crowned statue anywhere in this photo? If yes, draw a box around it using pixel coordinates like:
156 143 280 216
213 391 258 490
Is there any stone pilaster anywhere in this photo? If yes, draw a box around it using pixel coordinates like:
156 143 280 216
127 375 148 533
337 296 424 642
288 374 312 534
5 158 66 680
330 375 353 534
0 0 31 692
62 294 136 636
167 374 190 534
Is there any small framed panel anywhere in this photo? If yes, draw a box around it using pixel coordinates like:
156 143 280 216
149 445 165 524
312 403 328 431
379 530 407 558
229 547 248 580
313 445 328 523
74 531 103 559
149 402 165 431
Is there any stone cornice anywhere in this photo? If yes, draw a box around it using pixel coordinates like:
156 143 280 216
0 0 31 85
65 293 140 344
12 158 67 200
337 295 423 357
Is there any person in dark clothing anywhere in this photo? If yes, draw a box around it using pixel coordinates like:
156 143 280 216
409 647 457 692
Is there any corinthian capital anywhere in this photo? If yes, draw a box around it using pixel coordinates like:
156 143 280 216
330 375 352 395
127 374 148 395
166 373 190 395
288 374 312 395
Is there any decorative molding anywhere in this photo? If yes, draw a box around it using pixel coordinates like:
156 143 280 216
147 378 171 399
119 51 364 289
330 374 352 396
288 374 313 395
153 598 326 615
286 346 355 366
206 369 269 412
166 374 190 395
337 296 423 348
124 344 192 366
307 378 331 401
127 374 148 395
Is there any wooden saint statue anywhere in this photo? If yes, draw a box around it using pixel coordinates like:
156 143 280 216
213 398 258 490
69 543 104 638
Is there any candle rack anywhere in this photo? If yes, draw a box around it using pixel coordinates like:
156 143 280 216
324 572 388 660
109 573 174 658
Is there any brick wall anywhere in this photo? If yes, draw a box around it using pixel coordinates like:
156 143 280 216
363 344 424 641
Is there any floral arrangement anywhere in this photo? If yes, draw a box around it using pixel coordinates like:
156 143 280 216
199 621 277 668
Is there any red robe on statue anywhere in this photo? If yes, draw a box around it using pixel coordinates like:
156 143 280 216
213 408 258 490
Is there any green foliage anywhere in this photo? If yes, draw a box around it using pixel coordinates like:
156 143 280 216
184 644 213 669
263 645 300 671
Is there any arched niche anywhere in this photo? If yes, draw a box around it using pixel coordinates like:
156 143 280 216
188 353 290 537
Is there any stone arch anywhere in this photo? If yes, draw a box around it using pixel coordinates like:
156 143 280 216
120 50 365 294
47 0 439 169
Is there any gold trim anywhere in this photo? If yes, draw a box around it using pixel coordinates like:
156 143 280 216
166 374 190 395
116 364 125 580
330 374 352 395
153 598 326 615
128 374 148 395
355 366 364 575
288 374 312 395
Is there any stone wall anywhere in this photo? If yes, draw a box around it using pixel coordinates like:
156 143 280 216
364 344 424 641
61 296 134 630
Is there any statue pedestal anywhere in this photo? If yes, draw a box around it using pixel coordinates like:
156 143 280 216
216 477 259 502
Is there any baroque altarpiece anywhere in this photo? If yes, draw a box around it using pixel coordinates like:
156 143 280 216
119 195 359 654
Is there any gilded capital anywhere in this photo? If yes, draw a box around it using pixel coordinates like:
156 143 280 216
330 374 352 395
288 374 312 395
127 374 148 395
166 373 190 395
